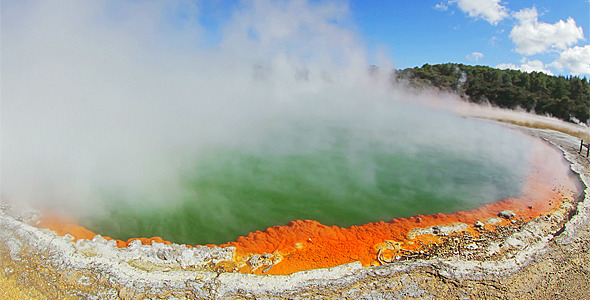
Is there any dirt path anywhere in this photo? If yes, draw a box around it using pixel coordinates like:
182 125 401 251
498 128 590 299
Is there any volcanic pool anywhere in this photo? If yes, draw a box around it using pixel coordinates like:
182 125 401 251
37 118 583 275
83 125 529 246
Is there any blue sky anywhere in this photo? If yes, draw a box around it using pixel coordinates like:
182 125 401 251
191 0 590 76
2 0 589 77
349 0 589 76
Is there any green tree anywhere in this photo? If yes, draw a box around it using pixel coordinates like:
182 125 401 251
395 63 590 123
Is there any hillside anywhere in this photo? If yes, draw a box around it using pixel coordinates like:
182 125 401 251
394 63 590 124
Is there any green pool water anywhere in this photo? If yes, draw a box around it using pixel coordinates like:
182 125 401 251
81 118 532 245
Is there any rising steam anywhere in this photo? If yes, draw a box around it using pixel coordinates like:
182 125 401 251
2 0 534 229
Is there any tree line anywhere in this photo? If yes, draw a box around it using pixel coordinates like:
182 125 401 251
394 63 590 124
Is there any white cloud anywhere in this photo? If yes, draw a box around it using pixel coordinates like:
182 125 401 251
550 45 590 76
467 51 484 61
496 59 554 75
510 7 584 56
452 0 509 25
488 35 500 46
520 59 554 75
496 62 519 70
434 2 449 11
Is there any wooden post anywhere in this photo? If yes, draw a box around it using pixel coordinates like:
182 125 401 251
582 140 590 158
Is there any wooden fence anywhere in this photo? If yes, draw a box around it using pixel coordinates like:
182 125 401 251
580 140 590 157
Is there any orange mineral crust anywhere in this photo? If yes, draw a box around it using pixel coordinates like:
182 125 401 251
222 195 569 275
37 211 175 248
37 211 99 242
220 138 580 275
36 137 581 276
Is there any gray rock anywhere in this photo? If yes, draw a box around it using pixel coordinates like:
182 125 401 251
498 210 516 219
432 225 441 235
248 254 263 269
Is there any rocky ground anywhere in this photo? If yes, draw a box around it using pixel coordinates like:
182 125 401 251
1 126 589 299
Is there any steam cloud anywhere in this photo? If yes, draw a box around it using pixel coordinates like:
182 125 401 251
2 0 533 221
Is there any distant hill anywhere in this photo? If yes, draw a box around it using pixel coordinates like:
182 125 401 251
394 63 590 124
